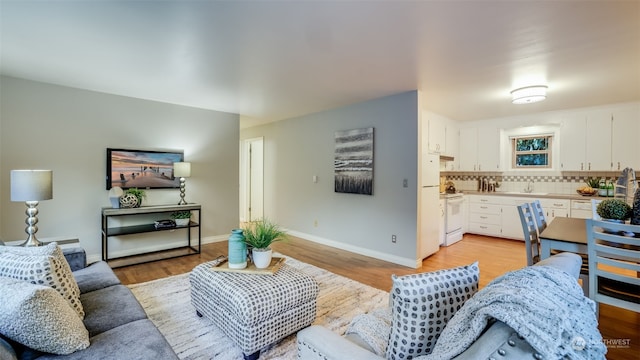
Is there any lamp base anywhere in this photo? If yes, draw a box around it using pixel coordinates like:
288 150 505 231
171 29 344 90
20 234 42 247
21 201 42 247
178 177 187 205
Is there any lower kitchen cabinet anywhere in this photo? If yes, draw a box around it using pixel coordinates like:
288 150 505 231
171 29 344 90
467 195 570 241
468 195 501 237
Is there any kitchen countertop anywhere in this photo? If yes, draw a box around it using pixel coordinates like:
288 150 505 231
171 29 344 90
460 190 612 201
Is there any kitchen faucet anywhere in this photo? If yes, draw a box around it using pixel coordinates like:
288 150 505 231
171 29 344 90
524 180 534 193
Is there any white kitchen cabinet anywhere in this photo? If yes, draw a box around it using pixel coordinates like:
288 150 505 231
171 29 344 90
458 128 478 171
538 199 570 223
560 114 587 171
611 105 639 171
499 197 531 240
445 122 459 170
428 115 447 154
462 195 469 234
585 109 612 171
560 104 639 171
560 111 610 171
477 127 501 171
467 195 569 240
439 198 445 245
458 127 501 171
468 195 501 237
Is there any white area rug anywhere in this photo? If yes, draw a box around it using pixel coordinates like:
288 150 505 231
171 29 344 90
128 256 389 359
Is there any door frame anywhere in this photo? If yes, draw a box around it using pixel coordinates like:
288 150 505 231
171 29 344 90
240 137 264 222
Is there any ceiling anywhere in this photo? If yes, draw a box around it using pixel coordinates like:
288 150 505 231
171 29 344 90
1 1 639 128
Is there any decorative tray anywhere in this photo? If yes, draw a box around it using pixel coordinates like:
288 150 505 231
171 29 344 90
210 256 285 275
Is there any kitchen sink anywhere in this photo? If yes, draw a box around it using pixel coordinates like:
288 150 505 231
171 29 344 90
500 191 549 195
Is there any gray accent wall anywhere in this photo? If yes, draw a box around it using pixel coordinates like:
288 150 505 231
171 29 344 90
0 76 240 261
241 91 420 266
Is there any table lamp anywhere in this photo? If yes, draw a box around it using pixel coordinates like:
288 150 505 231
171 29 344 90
10 170 53 247
173 162 191 205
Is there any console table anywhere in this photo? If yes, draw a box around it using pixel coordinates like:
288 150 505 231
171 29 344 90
101 204 201 268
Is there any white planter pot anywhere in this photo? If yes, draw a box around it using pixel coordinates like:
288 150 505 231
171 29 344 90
252 248 272 269
174 218 190 226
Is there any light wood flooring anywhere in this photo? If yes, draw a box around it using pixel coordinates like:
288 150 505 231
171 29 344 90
114 234 639 359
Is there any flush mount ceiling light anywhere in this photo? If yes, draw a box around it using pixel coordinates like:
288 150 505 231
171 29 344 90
511 85 548 104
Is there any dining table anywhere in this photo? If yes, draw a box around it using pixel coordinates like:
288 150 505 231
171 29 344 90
539 217 587 260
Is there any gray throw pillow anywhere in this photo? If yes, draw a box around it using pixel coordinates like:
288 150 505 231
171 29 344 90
0 243 84 319
0 277 89 355
386 262 480 360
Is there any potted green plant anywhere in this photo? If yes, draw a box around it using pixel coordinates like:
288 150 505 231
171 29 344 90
597 198 632 222
242 218 288 268
119 188 146 208
170 211 191 226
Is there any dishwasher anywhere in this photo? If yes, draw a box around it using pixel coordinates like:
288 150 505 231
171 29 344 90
571 199 593 219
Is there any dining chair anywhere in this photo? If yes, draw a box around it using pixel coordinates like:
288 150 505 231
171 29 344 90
585 219 640 315
517 203 540 266
531 200 548 233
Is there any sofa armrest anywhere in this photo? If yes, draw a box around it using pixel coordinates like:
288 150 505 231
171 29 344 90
297 325 384 360
452 321 538 360
63 247 87 271
534 252 581 279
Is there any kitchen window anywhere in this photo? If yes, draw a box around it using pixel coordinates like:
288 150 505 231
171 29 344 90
511 135 552 168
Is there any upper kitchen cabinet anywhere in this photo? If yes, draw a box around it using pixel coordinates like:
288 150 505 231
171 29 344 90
561 103 639 171
561 110 610 171
459 128 478 171
427 113 447 154
477 127 501 171
560 113 587 171
444 122 459 171
611 104 639 171
585 109 613 171
458 127 501 171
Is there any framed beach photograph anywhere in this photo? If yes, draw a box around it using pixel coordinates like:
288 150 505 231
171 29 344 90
334 127 374 195
106 148 184 190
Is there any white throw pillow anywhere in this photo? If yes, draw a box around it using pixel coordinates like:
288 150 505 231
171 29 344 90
386 262 479 360
0 277 90 355
0 243 84 319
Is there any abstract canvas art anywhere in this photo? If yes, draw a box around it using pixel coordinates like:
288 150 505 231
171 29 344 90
334 127 374 195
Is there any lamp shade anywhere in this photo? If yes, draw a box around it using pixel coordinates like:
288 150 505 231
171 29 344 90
511 85 548 104
10 170 53 201
173 162 191 178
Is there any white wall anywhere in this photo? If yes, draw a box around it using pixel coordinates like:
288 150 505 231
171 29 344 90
0 76 240 261
241 91 420 267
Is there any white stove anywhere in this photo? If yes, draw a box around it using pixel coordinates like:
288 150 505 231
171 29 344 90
443 193 464 246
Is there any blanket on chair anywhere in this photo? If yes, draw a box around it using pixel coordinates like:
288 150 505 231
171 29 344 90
418 265 606 360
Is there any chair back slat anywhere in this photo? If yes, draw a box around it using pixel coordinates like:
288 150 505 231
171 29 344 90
531 200 547 233
517 203 540 266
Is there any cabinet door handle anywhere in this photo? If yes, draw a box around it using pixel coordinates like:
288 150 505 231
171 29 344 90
618 162 621 170
588 162 591 170
581 163 584 171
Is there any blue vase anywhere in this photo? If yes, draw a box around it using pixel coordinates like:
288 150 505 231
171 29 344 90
228 229 247 269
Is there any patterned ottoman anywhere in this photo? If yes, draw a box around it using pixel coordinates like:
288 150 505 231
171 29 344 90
189 260 319 360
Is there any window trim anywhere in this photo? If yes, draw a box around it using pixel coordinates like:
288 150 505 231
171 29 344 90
511 134 553 169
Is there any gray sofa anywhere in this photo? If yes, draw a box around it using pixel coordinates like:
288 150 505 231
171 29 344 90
297 253 591 359
0 247 178 360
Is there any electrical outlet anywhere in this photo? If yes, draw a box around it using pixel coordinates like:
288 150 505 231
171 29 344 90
391 235 397 243
403 179 408 188
314 220 318 227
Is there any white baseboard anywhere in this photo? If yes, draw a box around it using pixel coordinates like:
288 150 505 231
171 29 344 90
285 230 420 268
86 234 226 264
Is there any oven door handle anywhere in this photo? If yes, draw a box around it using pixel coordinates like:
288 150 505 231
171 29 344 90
447 198 464 204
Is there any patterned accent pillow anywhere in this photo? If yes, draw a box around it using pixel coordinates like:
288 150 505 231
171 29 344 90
0 277 89 355
386 262 479 360
0 243 84 319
